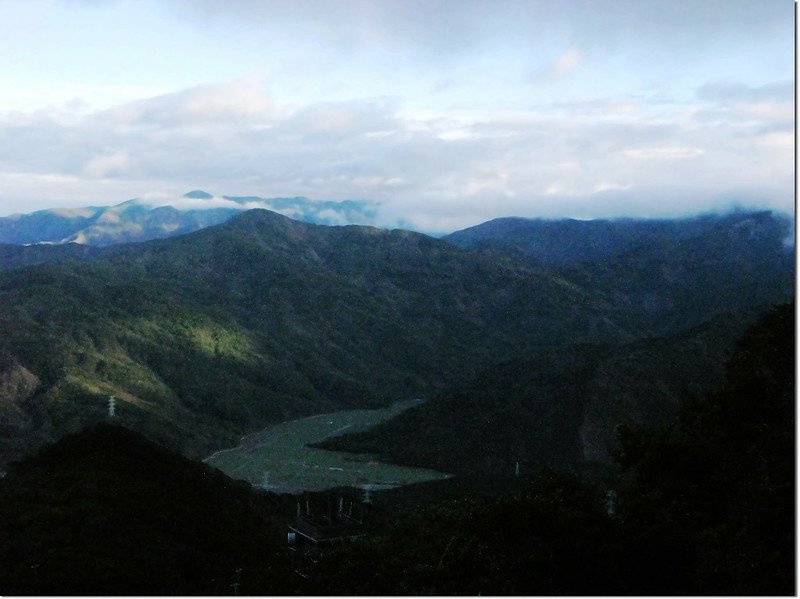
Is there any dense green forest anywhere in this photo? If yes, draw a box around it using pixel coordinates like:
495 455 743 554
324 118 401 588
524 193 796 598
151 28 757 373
0 303 792 595
0 209 792 470
316 302 795 595
0 208 792 595
0 209 639 465
317 308 762 477
446 211 794 335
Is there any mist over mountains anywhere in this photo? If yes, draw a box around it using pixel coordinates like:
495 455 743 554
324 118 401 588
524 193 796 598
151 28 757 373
3 190 792 249
0 191 377 246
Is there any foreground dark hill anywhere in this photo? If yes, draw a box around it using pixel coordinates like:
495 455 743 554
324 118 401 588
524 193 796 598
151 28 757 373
0 305 792 596
613 301 794 595
317 308 762 476
446 210 794 335
0 424 290 595
0 209 633 464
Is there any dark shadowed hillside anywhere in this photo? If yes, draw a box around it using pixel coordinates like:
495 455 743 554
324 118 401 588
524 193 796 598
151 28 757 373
311 303 795 595
0 242 99 271
613 301 794 595
446 211 794 335
317 308 763 476
0 424 291 596
445 211 792 268
0 303 792 596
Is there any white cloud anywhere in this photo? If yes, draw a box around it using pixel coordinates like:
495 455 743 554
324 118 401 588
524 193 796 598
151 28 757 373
136 192 246 211
755 131 793 151
693 80 794 128
314 208 349 225
0 75 793 228
99 76 272 126
735 101 793 123
83 151 132 178
553 48 584 77
696 80 793 103
621 147 705 160
536 48 584 82
594 181 630 193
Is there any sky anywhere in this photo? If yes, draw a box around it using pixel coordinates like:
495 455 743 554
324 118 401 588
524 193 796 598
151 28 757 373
0 0 794 231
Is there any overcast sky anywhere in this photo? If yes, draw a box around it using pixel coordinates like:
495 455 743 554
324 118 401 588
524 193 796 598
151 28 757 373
0 0 793 231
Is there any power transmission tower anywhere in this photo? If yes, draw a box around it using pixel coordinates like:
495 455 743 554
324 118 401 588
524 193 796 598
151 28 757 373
606 490 617 517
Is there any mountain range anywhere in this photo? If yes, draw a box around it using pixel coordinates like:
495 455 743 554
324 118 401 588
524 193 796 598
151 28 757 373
445 210 793 335
0 205 793 472
0 209 633 464
0 191 377 246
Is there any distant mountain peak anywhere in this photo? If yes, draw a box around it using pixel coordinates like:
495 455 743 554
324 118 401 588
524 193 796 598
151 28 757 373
183 190 214 199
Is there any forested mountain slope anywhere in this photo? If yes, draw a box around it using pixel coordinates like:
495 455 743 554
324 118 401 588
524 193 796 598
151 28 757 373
0 209 792 466
2 303 791 596
446 210 794 335
317 308 763 476
0 209 631 464
313 303 795 595
0 242 99 271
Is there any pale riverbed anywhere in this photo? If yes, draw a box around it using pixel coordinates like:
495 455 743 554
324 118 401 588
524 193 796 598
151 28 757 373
204 399 449 493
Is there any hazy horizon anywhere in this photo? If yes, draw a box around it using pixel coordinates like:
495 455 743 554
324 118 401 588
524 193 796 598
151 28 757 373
0 0 793 231
0 188 793 239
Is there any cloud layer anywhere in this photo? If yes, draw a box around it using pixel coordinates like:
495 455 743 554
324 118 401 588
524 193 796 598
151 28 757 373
0 74 792 231
0 1 792 231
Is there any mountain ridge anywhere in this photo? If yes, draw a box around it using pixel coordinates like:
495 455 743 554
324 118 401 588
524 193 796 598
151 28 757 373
315 305 766 476
0 208 635 465
444 210 793 267
0 207 792 468
0 192 378 246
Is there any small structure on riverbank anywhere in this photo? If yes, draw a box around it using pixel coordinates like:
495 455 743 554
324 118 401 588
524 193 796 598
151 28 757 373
288 492 368 578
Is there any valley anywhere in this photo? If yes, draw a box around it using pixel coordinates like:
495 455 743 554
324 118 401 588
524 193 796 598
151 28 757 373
205 398 449 492
0 2 791 593
0 205 791 595
0 208 792 472
0 302 792 595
